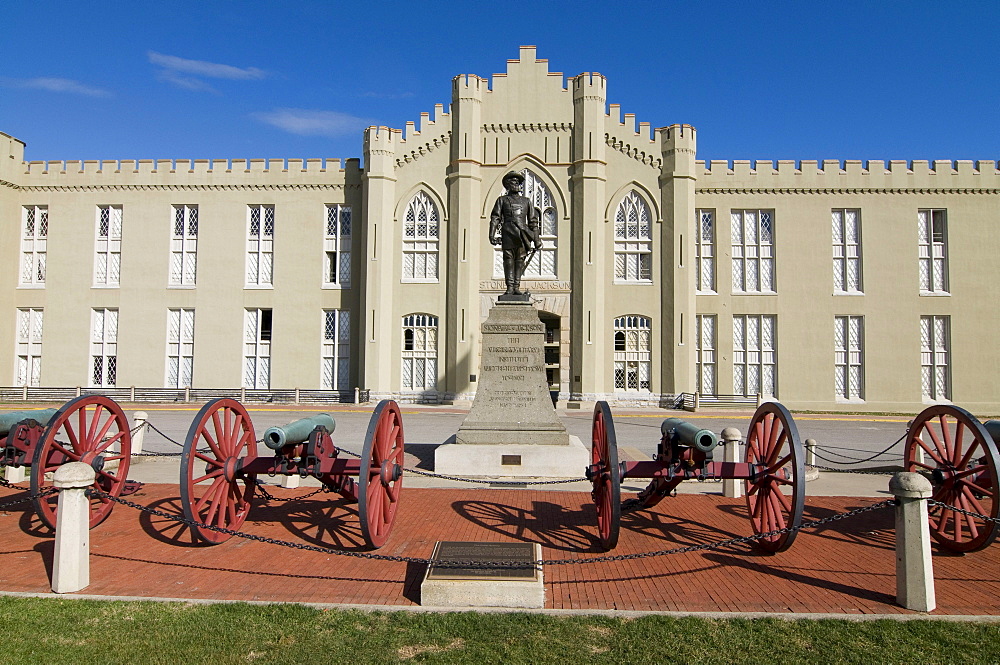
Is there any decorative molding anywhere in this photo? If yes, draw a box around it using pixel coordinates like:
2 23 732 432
0 178 19 190
696 187 1000 195
395 131 451 167
605 134 661 170
482 123 573 133
16 183 355 193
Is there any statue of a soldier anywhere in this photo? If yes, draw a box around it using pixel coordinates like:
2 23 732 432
489 171 544 297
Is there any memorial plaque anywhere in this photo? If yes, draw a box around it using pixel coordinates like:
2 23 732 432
425 541 539 581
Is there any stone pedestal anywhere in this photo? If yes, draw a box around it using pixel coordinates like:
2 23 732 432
435 301 589 478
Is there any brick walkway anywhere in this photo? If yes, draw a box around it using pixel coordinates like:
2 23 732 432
1 483 997 615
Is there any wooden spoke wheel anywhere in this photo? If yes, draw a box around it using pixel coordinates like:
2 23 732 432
357 400 405 549
180 399 258 545
905 405 999 553
590 401 621 551
744 402 805 553
31 395 133 530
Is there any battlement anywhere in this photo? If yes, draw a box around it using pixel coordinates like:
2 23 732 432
606 105 656 143
452 73 489 98
571 72 607 101
696 158 1000 190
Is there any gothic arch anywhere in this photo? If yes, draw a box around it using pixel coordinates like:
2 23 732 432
604 181 661 223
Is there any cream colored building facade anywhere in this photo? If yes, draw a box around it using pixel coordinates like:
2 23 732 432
2 46 998 412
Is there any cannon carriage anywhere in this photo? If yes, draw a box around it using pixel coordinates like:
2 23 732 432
587 401 806 552
904 404 999 552
179 398 405 549
1 395 133 528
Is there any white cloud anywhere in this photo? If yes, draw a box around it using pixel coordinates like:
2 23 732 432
9 77 111 97
156 69 218 93
251 108 372 137
148 51 266 80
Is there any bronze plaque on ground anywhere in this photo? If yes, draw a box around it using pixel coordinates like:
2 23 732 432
425 541 539 581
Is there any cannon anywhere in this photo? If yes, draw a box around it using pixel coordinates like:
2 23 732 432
904 404 999 552
587 401 806 552
180 398 405 549
0 395 133 529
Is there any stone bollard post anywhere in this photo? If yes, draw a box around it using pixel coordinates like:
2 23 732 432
805 438 817 467
721 427 743 498
279 474 301 489
132 411 149 456
52 462 96 594
889 472 935 612
4 464 27 484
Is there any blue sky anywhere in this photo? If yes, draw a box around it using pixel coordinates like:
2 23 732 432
1 1 997 164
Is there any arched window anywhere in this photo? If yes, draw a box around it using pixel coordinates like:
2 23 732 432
402 314 438 391
402 192 439 282
613 316 651 391
613 191 652 282
493 169 557 279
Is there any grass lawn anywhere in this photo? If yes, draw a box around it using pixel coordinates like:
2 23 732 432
0 597 997 664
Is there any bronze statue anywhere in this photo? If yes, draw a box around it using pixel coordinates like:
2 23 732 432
489 171 543 297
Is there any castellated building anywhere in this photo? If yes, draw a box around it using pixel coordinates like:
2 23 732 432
2 46 999 413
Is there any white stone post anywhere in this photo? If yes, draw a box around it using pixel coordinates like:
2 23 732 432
721 427 743 498
279 474 301 489
4 465 27 483
889 472 936 612
805 438 817 467
52 462 96 594
131 411 149 456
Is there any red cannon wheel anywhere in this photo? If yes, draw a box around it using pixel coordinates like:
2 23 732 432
180 398 258 544
590 401 621 550
905 405 999 553
744 401 805 553
357 400 405 549
31 395 133 529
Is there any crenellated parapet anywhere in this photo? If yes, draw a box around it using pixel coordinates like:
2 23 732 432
696 159 1000 193
393 103 452 168
604 105 660 169
16 156 357 191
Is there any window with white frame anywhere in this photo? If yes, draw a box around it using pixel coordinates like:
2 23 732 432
243 309 271 389
832 209 862 293
731 209 774 293
920 315 950 400
834 316 864 400
324 205 351 287
918 209 948 294
16 308 43 387
165 309 195 388
614 191 652 282
733 314 776 397
613 315 651 391
90 308 118 387
94 205 122 286
493 169 557 279
170 205 198 286
20 206 47 286
401 314 437 391
321 310 350 390
402 193 439 281
696 209 715 293
696 314 716 395
246 205 274 286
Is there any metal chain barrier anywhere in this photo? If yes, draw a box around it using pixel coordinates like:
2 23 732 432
253 479 326 503
86 488 895 568
810 434 906 466
928 499 1000 525
0 475 58 508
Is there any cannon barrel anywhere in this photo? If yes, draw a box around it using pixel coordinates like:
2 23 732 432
0 408 57 436
263 413 336 451
661 417 719 453
985 420 1000 445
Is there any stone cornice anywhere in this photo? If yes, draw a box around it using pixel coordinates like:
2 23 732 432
16 183 356 193
1 178 19 190
395 131 451 168
696 187 1000 195
606 134 661 170
482 123 572 133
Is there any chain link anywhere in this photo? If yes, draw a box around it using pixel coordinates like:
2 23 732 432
0 474 58 508
253 479 326 503
87 488 894 569
928 499 1000 525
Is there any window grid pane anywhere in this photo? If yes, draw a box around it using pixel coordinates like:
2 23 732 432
696 209 715 292
832 209 863 293
16 308 44 386
165 309 195 388
94 206 122 286
243 309 272 388
20 206 48 286
321 310 351 390
613 316 652 391
834 316 864 400
247 205 274 286
920 315 950 400
90 308 118 387
614 192 653 282
324 205 352 287
696 314 716 395
401 314 438 390
403 193 440 281
731 210 775 293
170 205 198 286
733 315 776 397
918 209 949 293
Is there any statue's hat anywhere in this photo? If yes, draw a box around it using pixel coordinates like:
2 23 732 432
502 171 525 184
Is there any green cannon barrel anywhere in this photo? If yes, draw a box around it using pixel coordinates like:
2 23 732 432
661 417 719 453
0 408 57 436
263 413 336 451
984 420 1000 445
